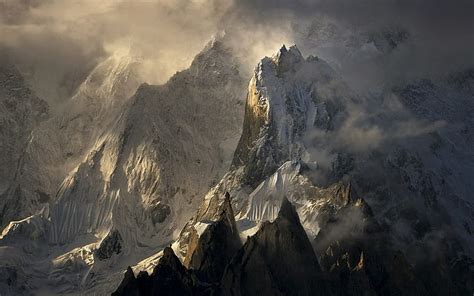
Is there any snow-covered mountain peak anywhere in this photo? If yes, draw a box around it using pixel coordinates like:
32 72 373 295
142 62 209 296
232 45 349 186
75 49 141 107
272 44 304 75
186 38 241 82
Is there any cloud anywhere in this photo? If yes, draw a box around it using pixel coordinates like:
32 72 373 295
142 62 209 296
1 0 473 107
301 90 446 187
0 0 234 104
229 0 474 89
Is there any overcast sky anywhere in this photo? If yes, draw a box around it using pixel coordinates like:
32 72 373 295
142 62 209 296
1 0 473 93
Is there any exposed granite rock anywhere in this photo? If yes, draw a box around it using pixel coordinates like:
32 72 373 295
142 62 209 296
95 230 123 260
112 247 196 296
221 198 328 296
149 203 171 225
112 267 139 296
113 193 473 296
189 192 242 283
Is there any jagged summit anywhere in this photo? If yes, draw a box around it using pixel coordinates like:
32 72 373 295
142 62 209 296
46 36 246 247
219 192 238 231
188 192 242 283
0 37 247 295
232 43 349 186
222 198 327 296
273 45 305 76
112 247 194 296
2 28 474 295
277 196 300 224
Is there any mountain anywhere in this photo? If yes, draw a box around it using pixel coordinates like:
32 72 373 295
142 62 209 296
0 56 48 227
1 37 473 295
0 38 247 295
112 248 195 296
188 192 242 283
113 193 243 296
47 38 246 249
113 197 327 296
170 45 473 295
221 197 327 296
0 49 140 230
176 44 353 259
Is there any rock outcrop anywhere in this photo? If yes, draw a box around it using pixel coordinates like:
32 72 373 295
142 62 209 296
189 192 242 283
112 247 195 296
221 198 328 296
96 230 123 261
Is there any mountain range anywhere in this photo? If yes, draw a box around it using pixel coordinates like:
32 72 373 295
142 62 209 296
0 35 473 295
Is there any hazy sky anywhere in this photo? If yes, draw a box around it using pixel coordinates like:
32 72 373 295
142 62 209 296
1 0 473 96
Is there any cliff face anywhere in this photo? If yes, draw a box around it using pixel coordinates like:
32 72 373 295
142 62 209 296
47 39 246 249
221 197 327 296
170 45 473 296
189 193 242 283
232 45 349 186
0 39 247 295
0 58 48 227
2 38 473 295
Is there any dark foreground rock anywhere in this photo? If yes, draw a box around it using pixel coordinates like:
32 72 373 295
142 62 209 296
220 197 328 296
112 247 197 296
189 192 242 283
113 197 473 296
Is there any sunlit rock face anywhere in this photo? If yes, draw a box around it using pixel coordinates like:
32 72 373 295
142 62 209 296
172 45 473 296
232 45 349 187
176 44 354 261
188 193 242 283
0 38 247 295
47 38 247 248
1 33 473 295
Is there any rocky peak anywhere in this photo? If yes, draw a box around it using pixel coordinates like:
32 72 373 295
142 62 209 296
111 267 137 296
222 198 327 295
273 45 304 77
113 247 195 296
218 192 239 233
157 247 188 274
188 38 241 83
188 192 242 283
276 196 300 225
232 44 347 187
